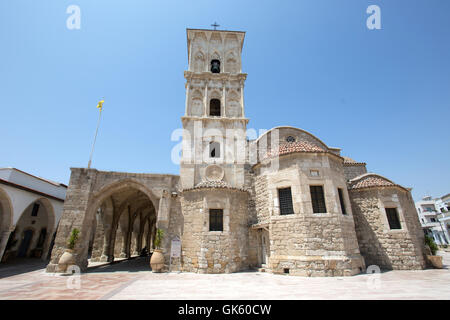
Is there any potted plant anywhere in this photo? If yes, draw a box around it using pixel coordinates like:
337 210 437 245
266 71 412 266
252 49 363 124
150 228 165 272
425 235 443 269
57 228 80 273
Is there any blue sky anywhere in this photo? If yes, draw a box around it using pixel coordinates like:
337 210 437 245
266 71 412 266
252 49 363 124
0 0 449 201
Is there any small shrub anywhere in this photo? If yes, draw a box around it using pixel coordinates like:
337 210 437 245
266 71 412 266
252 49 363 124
67 228 80 250
425 235 438 255
154 228 164 250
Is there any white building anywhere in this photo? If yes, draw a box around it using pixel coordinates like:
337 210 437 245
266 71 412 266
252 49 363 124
0 168 67 262
415 195 450 245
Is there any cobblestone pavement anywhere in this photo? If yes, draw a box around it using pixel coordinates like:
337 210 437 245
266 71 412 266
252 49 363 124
0 252 449 300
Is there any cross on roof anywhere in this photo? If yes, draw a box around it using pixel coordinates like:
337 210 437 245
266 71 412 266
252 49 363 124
211 22 220 30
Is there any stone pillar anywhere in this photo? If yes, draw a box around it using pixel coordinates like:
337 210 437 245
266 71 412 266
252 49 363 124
240 79 245 118
222 81 226 117
41 228 55 261
156 190 173 270
46 168 98 273
0 229 12 262
203 84 208 116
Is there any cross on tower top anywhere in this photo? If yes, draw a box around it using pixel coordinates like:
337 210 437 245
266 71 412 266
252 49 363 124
211 22 220 30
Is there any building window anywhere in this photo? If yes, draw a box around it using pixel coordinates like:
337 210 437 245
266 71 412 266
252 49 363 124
286 136 296 143
209 209 223 231
310 186 327 213
338 188 347 215
210 99 221 116
431 217 436 222
278 187 294 215
210 141 220 158
211 59 220 73
385 208 401 229
31 203 40 217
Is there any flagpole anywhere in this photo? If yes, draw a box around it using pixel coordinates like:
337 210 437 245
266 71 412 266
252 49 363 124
87 103 103 169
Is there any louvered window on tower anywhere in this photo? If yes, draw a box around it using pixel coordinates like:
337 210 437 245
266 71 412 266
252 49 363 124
210 99 221 116
210 141 220 158
209 209 223 231
278 187 294 215
310 185 327 213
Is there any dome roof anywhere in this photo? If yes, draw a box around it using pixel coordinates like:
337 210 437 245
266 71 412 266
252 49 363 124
349 173 407 191
265 141 326 158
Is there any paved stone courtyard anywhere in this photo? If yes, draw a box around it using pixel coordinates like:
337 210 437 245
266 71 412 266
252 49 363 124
0 252 449 300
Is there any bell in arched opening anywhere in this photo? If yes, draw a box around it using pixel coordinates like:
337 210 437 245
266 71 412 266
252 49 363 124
211 59 220 73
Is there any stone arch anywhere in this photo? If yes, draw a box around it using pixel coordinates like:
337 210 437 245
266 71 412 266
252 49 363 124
193 50 205 72
81 179 159 267
226 90 241 117
225 50 238 73
0 187 14 262
12 197 55 259
0 187 13 233
190 89 204 116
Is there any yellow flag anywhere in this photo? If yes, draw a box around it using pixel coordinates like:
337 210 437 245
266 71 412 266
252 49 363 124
96 99 104 111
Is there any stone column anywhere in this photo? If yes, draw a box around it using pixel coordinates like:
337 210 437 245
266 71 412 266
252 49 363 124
156 191 171 253
41 227 55 261
240 79 245 118
203 84 208 116
185 83 190 116
222 81 226 117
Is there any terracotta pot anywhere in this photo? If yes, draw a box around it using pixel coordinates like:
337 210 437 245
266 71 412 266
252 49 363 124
57 249 76 273
150 249 164 272
427 255 443 269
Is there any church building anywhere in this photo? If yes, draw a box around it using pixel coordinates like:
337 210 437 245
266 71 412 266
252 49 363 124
46 28 427 276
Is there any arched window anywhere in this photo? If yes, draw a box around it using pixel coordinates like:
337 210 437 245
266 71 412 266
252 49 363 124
210 99 221 116
211 59 220 73
210 141 220 158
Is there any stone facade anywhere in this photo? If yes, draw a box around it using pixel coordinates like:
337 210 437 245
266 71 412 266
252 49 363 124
350 183 426 270
46 28 427 276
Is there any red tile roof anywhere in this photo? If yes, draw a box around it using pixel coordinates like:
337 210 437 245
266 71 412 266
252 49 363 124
266 141 326 158
349 174 407 191
342 156 366 166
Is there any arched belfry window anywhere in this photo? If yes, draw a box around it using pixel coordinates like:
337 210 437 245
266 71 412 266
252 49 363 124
211 59 220 73
210 99 221 116
210 141 220 158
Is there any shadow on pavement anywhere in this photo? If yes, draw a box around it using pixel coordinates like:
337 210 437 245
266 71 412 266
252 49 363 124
87 256 152 273
0 258 48 279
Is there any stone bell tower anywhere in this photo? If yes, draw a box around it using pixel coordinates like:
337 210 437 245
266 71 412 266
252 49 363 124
180 28 248 189
180 28 250 274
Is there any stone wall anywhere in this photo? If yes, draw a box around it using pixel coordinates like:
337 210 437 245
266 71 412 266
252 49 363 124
252 152 365 276
269 213 364 276
343 164 367 181
180 188 249 273
350 187 426 270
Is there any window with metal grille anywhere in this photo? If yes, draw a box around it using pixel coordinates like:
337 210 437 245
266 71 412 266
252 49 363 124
338 188 347 215
385 208 401 229
286 136 296 143
278 187 294 215
209 209 223 231
210 99 221 116
31 203 40 217
310 186 327 213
